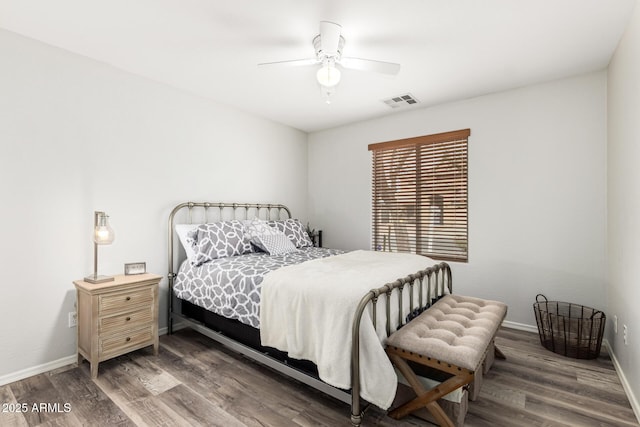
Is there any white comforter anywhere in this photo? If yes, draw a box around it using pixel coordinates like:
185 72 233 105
259 250 435 410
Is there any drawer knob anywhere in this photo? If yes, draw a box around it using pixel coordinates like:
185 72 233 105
126 317 131 321
126 337 131 342
126 296 131 301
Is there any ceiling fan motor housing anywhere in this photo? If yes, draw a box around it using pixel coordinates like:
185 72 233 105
313 34 345 60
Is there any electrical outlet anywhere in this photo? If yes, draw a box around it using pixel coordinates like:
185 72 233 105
614 315 618 334
68 311 77 328
623 324 628 345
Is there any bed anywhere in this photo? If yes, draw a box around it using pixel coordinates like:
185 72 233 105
167 202 452 426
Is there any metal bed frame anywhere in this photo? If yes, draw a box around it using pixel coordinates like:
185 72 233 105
167 202 452 426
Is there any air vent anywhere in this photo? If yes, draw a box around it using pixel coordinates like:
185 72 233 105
382 93 420 109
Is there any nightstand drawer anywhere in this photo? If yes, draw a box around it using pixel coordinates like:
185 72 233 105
100 326 153 358
100 308 153 336
99 287 153 316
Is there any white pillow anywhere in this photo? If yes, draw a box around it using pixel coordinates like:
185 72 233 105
175 223 201 261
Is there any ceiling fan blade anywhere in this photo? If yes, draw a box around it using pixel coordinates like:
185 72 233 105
319 21 342 56
340 57 401 75
258 58 319 67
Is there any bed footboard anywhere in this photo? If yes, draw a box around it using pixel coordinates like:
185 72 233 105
350 261 452 426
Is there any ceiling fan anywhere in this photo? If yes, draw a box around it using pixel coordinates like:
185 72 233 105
258 21 401 103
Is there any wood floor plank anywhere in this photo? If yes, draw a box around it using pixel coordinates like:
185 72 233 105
111 352 181 396
27 411 83 427
524 393 638 427
465 395 573 427
47 366 135 426
198 352 315 418
91 352 189 427
141 343 231 407
0 385 28 427
156 384 246 427
110 395 194 427
93 355 156 402
8 374 70 426
475 380 527 409
215 381 299 426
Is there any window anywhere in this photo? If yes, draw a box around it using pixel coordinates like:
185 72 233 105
369 129 469 262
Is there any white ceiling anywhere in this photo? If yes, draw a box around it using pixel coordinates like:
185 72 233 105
0 0 635 132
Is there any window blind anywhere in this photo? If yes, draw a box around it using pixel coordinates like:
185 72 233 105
369 129 469 262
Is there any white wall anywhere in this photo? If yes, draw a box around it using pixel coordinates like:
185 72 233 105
0 30 307 382
607 0 640 416
309 72 608 329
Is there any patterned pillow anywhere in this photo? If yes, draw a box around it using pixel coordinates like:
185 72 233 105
267 218 314 248
243 218 280 239
189 220 252 266
243 218 291 254
252 233 298 256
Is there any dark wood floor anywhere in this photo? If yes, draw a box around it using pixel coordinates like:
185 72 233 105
1 328 638 426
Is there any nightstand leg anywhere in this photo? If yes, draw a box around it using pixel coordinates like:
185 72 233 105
153 340 159 356
90 361 99 379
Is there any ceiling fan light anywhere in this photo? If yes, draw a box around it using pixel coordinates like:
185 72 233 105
316 65 341 87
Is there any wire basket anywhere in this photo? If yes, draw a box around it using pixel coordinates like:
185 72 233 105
533 294 606 359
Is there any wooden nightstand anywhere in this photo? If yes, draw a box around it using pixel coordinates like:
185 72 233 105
73 273 161 379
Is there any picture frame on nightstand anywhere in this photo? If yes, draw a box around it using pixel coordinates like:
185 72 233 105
124 262 146 275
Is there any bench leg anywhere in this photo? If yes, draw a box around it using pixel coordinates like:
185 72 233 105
495 346 506 360
387 352 473 426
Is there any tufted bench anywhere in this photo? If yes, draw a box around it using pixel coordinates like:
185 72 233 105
386 294 507 427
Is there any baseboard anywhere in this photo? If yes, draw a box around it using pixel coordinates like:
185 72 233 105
0 355 77 387
502 319 539 334
605 339 640 423
159 322 187 336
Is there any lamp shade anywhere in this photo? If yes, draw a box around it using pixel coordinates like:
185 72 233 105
316 64 341 87
94 212 115 245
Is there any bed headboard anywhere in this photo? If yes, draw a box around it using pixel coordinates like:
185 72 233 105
168 201 291 275
167 201 292 332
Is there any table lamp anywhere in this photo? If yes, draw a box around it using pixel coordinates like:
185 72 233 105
85 211 115 284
